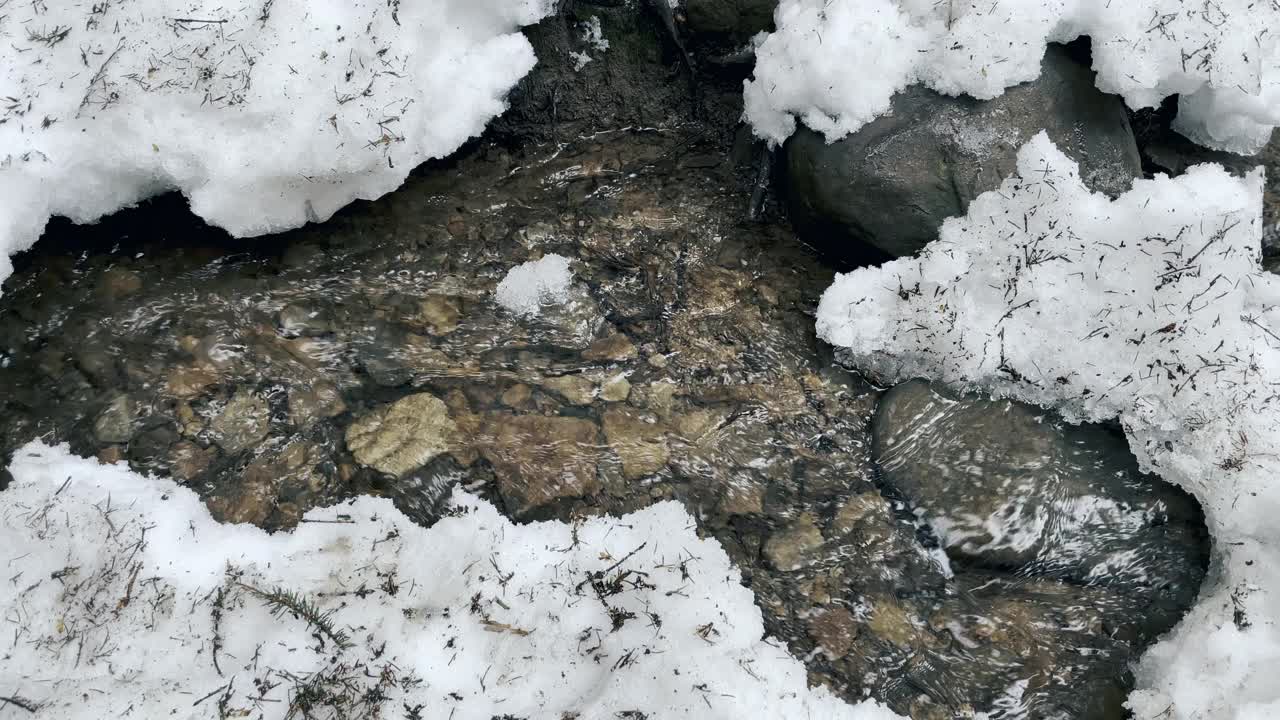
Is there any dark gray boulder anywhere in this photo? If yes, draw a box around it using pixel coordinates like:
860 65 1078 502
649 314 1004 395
784 44 1143 259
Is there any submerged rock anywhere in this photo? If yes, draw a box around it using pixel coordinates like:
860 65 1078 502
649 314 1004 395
785 44 1143 259
209 390 270 454
873 380 1207 629
346 393 456 478
480 414 601 515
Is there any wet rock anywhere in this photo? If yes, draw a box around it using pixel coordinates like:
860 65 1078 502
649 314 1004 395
599 373 631 402
93 394 135 444
829 492 892 538
75 348 119 386
277 303 331 338
541 374 596 405
763 514 824 571
346 393 455 478
785 44 1143 259
96 446 126 464
499 384 532 408
873 381 1208 594
411 295 462 336
583 333 637 362
207 441 321 526
807 606 859 659
288 382 347 427
718 477 765 516
601 406 669 479
165 365 219 399
127 423 178 472
480 414 601 515
169 441 216 483
209 391 270 454
96 267 143 299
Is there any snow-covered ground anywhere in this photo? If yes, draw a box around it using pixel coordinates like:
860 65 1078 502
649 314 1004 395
818 133 1280 719
0 0 555 292
0 442 901 720
746 0 1280 154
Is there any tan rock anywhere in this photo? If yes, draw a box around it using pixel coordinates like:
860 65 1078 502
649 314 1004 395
718 478 765 516
288 382 348 427
541 374 597 405
602 407 669 480
830 492 892 537
583 333 637 362
599 374 631 402
501 384 533 407
413 295 462 335
868 598 922 649
346 393 456 477
165 365 219 398
480 414 601 514
169 441 215 483
807 607 860 659
176 402 204 437
764 514 825 571
209 391 270 454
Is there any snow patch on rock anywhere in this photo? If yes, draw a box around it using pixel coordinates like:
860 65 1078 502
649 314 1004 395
746 0 1280 154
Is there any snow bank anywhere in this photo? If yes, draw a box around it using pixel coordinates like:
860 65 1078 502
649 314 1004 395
496 254 574 316
0 0 555 292
817 132 1280 719
746 0 1280 154
0 442 900 719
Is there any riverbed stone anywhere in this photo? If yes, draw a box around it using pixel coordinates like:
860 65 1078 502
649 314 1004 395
583 333 637 362
599 374 631 402
288 382 347 427
346 393 455 478
209 390 270 454
873 380 1208 592
807 606 859 659
93 394 135 444
602 406 669 479
480 414 601 515
541 374 597 405
764 514 825 571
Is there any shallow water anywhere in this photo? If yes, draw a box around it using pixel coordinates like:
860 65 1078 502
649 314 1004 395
0 128 1208 719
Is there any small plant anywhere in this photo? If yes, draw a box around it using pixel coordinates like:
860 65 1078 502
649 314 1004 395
238 583 352 650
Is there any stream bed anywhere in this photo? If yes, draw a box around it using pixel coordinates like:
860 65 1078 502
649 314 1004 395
0 128 1210 719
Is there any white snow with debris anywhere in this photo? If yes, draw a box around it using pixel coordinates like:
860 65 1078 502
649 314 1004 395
745 0 1280 154
817 132 1280 719
0 0 555 292
0 442 902 720
495 253 575 317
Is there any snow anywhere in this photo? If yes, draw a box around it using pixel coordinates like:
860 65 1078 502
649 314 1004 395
0 441 902 720
817 132 1280 719
745 0 1280 154
495 253 575 317
0 0 556 293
